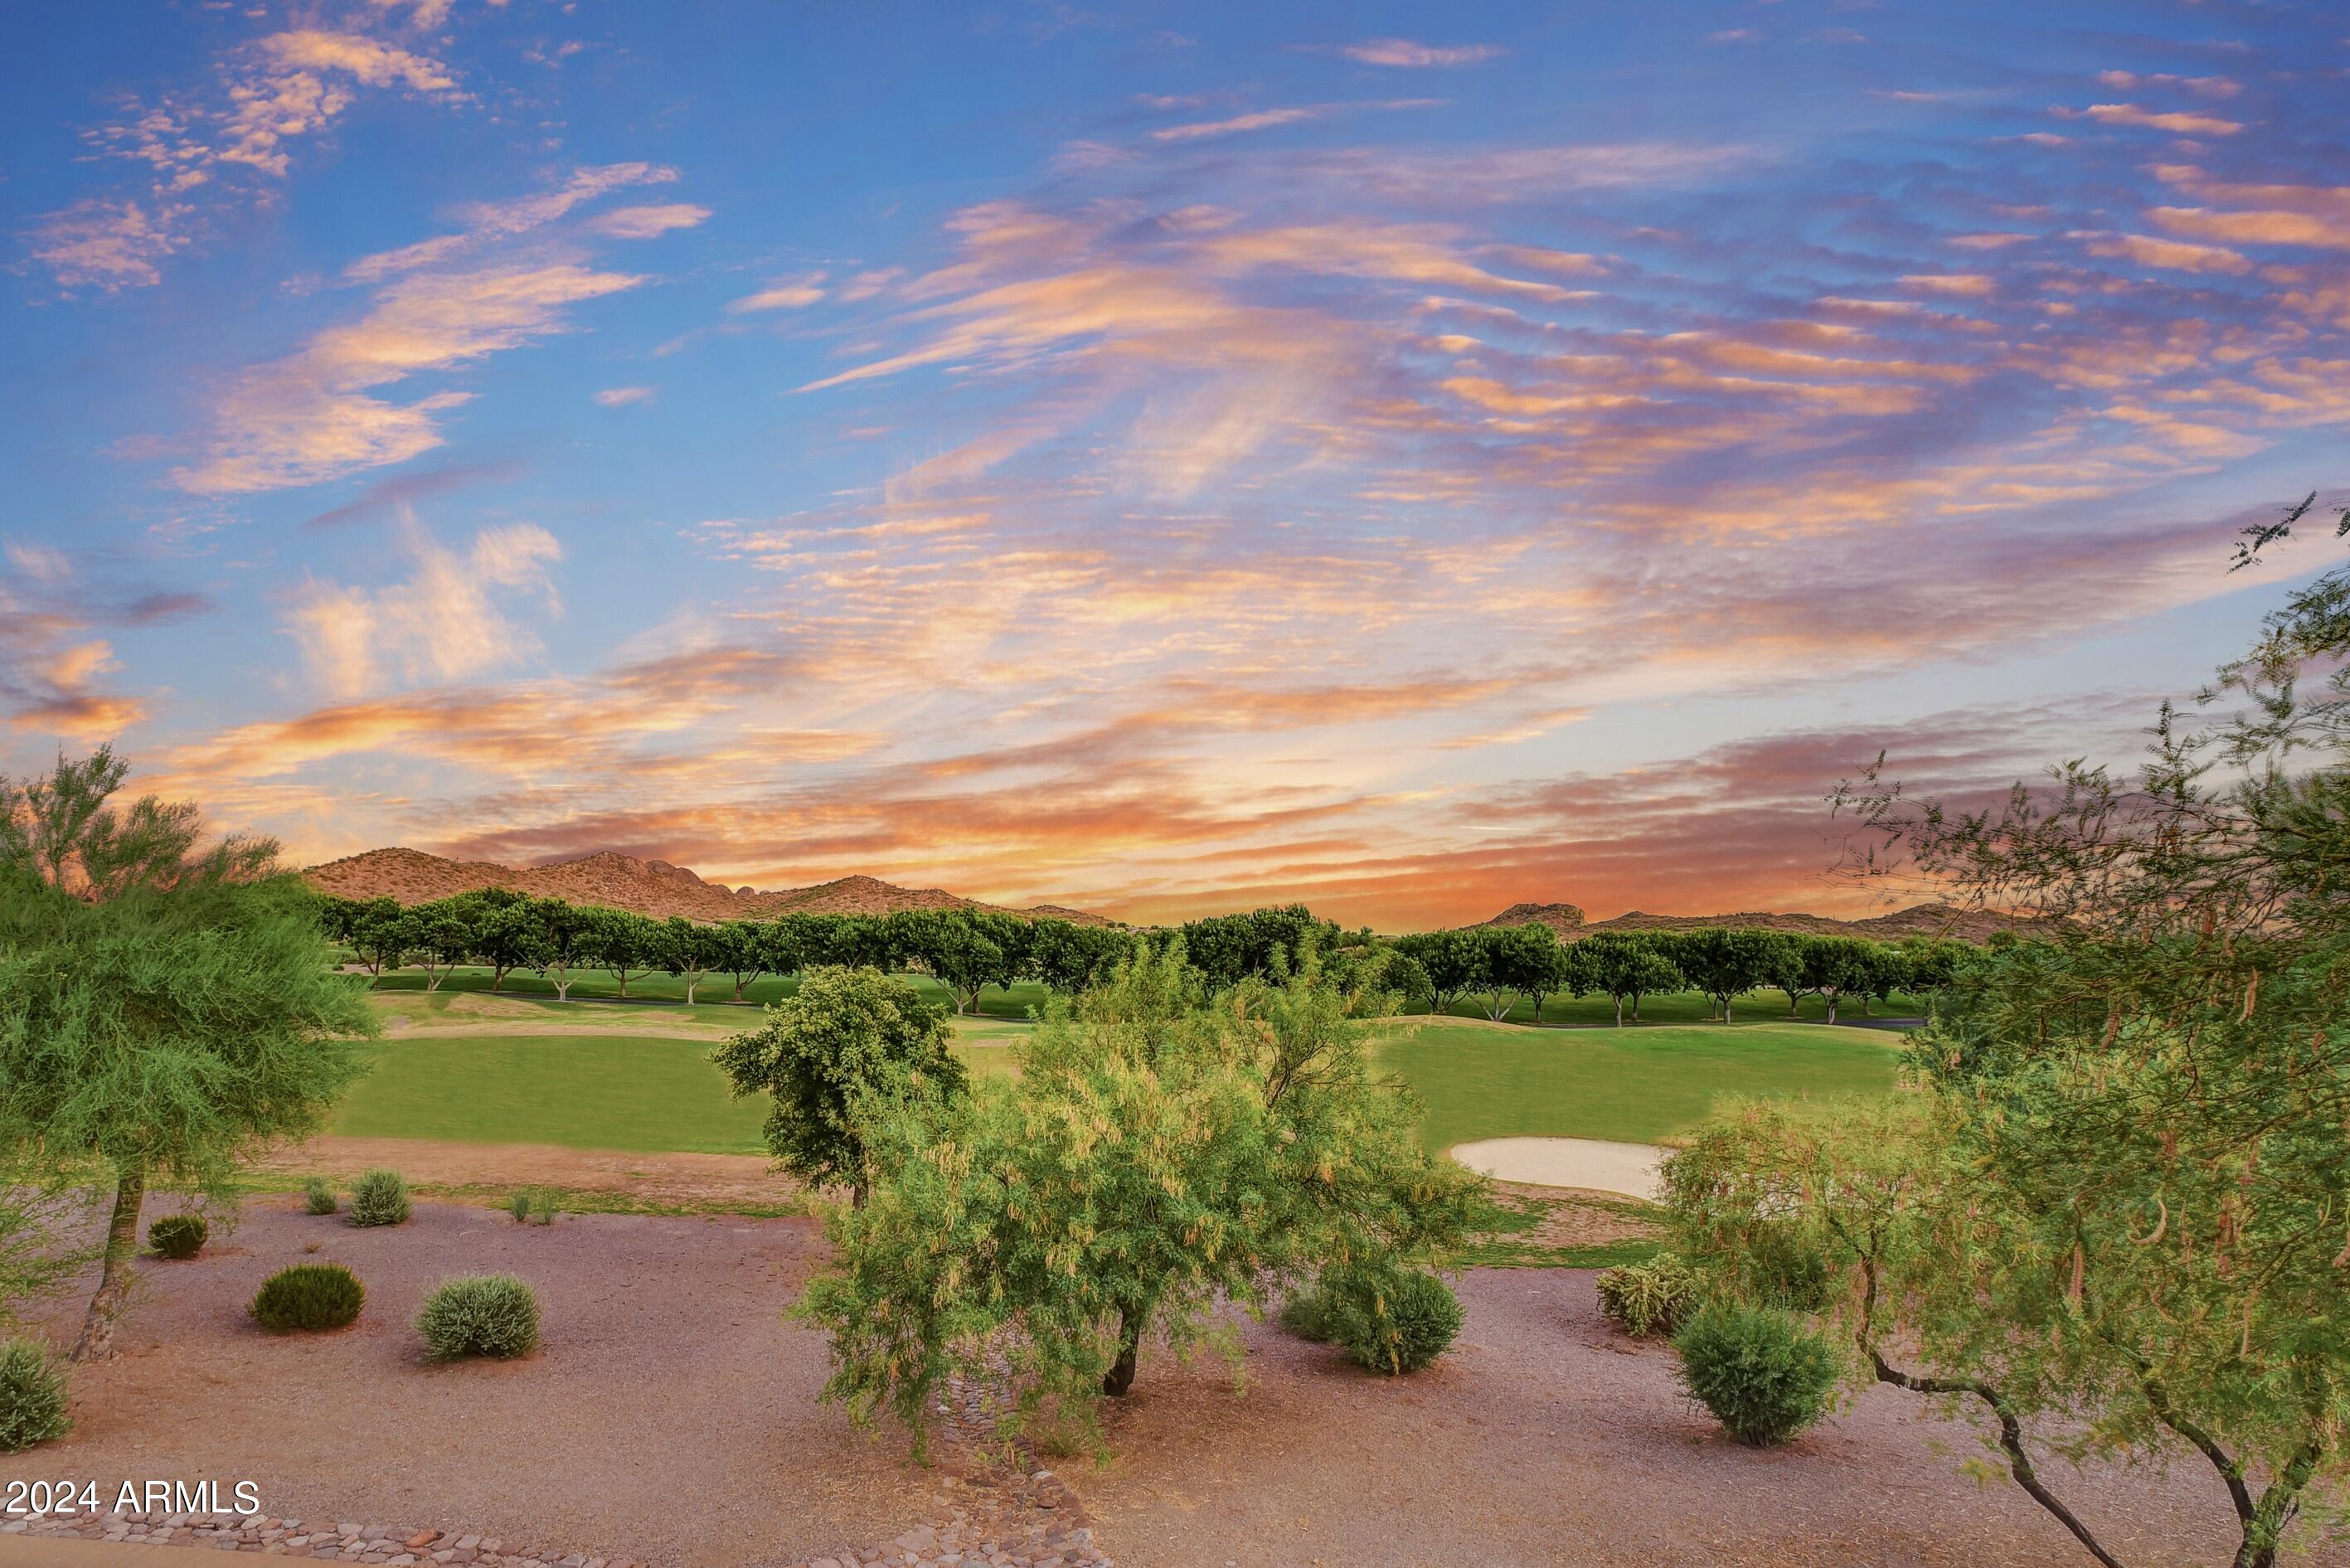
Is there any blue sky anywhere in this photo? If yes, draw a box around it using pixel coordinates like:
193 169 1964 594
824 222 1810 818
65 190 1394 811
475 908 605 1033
4 0 2348 925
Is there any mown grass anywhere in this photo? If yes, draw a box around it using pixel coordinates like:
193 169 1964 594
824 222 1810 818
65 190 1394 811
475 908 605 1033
366 964 1056 1019
329 1033 1017 1154
1379 1020 1904 1151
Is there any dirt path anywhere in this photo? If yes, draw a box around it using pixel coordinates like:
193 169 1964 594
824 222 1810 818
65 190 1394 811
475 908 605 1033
255 1136 802 1211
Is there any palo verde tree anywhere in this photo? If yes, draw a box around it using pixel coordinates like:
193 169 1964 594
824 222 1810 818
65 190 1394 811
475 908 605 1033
796 940 1481 1451
0 749 376 1361
1684 492 2350 1568
711 964 965 1206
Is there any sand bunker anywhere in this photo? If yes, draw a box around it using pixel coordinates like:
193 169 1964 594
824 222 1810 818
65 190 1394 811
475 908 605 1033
1449 1136 1665 1201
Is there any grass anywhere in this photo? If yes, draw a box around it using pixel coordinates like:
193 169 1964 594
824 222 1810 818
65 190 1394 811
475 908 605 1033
1399 987 1923 1028
330 1033 1016 1154
1379 1019 1903 1152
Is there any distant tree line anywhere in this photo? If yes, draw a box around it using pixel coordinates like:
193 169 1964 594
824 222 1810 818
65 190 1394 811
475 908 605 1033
318 888 1974 1024
314 890 1143 1011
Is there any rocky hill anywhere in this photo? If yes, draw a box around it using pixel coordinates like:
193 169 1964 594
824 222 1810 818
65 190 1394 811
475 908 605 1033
1472 899 2027 944
1468 901 1586 936
303 847 1118 925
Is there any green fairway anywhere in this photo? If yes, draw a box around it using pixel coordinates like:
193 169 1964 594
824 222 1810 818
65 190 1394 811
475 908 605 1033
330 1032 1017 1153
1379 1020 1904 1151
1396 987 1922 1027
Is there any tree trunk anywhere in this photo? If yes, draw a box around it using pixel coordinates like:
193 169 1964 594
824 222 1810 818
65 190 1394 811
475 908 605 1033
73 1165 146 1362
1826 996 1838 1025
685 979 698 1005
1614 996 1625 1027
734 977 746 1002
616 968 629 998
1723 996 1735 1023
1102 1305 1147 1397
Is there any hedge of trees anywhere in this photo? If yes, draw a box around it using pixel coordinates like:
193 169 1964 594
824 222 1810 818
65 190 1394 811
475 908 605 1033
315 891 1139 1012
320 885 1973 1026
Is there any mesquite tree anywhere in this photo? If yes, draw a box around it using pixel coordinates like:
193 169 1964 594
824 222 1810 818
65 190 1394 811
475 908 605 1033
0 750 375 1361
1731 493 2350 1568
797 941 1480 1452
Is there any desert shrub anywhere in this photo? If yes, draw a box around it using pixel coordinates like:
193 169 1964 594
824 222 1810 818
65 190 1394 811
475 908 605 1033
532 1189 556 1226
347 1169 410 1228
303 1178 337 1216
0 1338 70 1452
1673 1302 1838 1446
507 1189 531 1222
416 1274 539 1360
1322 1261 1464 1376
507 1188 556 1226
1596 1252 1697 1337
1278 1284 1336 1342
147 1213 207 1260
250 1263 364 1333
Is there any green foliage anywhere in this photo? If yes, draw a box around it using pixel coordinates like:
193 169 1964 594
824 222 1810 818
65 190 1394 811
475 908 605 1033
508 1187 556 1225
1319 1260 1464 1375
507 1188 531 1221
146 1213 207 1260
0 1337 70 1451
416 1274 540 1360
799 941 1483 1450
249 1263 364 1333
1568 933 1685 1026
1173 904 1343 989
1673 1302 1839 1446
1392 927 1483 1017
347 1168 410 1227
1278 1285 1337 1343
1658 928 1799 1023
303 1178 337 1216
711 965 964 1204
1596 1253 1697 1337
0 749 378 1358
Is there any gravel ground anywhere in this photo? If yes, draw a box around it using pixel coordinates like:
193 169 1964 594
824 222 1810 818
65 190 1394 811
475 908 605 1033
1082 1269 2338 1568
8 1206 2342 1568
0 1200 916 1567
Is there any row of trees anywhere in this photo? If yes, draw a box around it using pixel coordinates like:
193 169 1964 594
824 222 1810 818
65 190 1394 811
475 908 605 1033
317 891 1137 1010
323 885 1971 1028
1396 921 1968 1025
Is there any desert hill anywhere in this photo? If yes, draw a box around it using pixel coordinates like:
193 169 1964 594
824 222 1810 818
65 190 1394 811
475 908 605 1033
1473 901 2028 944
1469 901 1587 936
303 847 1119 926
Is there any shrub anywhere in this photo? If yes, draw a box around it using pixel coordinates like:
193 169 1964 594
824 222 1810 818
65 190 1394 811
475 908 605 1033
1596 1252 1697 1337
507 1188 556 1226
417 1274 540 1360
250 1263 365 1333
1278 1284 1336 1343
0 1339 70 1453
147 1213 208 1260
303 1178 338 1216
532 1189 556 1226
1323 1261 1464 1376
347 1169 410 1228
507 1189 531 1222
1673 1302 1839 1446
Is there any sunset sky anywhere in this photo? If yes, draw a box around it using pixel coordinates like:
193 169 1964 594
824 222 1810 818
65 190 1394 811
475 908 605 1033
5 2 2348 928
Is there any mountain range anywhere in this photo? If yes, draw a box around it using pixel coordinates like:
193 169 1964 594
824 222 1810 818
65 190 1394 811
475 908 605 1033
304 847 2019 940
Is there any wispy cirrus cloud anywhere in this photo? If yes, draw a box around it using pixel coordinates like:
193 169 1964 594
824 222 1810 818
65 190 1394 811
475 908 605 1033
25 22 469 292
285 518 563 699
1333 38 1503 68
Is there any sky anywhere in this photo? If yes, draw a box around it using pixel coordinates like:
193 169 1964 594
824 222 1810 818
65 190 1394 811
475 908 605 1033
4 1 2348 929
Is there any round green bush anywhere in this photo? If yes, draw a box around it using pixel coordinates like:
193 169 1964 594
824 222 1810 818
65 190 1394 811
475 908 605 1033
1323 1262 1464 1376
1278 1285 1337 1343
416 1274 540 1361
147 1213 208 1260
1743 1226 1834 1312
0 1338 70 1453
1596 1253 1697 1338
250 1263 365 1333
1673 1302 1840 1446
347 1168 410 1228
303 1178 338 1216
